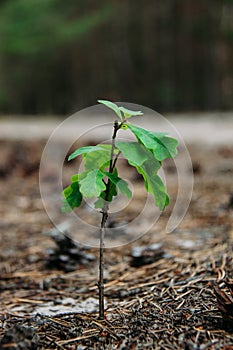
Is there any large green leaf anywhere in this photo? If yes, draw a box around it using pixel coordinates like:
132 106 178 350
62 181 82 212
136 160 169 210
128 124 156 148
119 106 143 119
68 145 110 161
104 172 132 199
116 140 165 208
116 141 153 166
128 124 178 161
83 147 111 171
79 169 106 198
151 132 178 160
98 100 122 119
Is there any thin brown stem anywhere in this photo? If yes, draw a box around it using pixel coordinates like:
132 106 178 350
109 120 120 172
98 119 121 319
98 210 108 319
112 150 121 170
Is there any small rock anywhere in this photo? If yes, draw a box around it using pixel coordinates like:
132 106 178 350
131 243 164 267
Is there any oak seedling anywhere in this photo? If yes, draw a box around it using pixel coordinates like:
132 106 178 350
62 100 178 319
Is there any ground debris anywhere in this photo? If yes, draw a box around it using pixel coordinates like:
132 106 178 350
214 279 233 328
44 224 95 272
0 322 39 350
1 139 233 349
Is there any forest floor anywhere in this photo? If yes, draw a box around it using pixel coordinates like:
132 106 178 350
0 114 233 349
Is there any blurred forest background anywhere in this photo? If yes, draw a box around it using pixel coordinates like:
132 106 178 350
0 0 232 116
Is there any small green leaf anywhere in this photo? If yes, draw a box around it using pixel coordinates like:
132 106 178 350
116 141 153 166
104 172 132 199
98 100 122 119
62 181 82 212
94 181 118 209
94 183 117 209
119 106 143 119
94 196 106 209
79 169 106 198
68 145 110 161
128 124 178 161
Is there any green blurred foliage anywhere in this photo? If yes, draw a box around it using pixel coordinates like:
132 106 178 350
0 0 112 113
0 0 111 55
0 0 232 114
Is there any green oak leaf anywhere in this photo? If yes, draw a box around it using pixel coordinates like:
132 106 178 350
94 169 118 209
79 169 106 198
105 180 118 201
94 196 106 209
104 172 132 199
136 160 169 210
68 145 110 161
94 182 118 209
119 106 143 119
116 141 153 166
62 181 82 212
83 146 112 171
98 100 122 119
150 132 178 160
71 171 88 182
128 124 178 161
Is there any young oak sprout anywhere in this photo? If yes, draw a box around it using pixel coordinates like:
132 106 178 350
62 100 178 318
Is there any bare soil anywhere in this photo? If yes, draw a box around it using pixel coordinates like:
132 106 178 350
0 117 233 349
